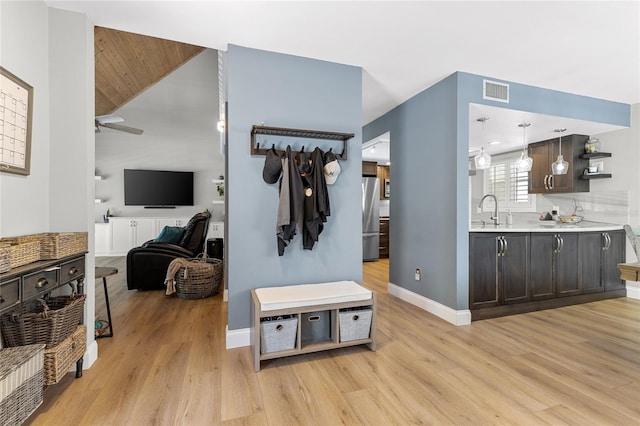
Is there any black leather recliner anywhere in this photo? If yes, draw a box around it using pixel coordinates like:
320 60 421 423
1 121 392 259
126 212 211 290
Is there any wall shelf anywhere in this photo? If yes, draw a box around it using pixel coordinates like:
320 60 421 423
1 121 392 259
250 125 354 160
579 173 612 180
579 152 612 159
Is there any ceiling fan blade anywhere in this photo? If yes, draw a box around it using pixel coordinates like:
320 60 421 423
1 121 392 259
100 122 144 135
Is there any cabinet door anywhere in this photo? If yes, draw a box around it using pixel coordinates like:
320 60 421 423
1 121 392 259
501 234 530 304
579 232 603 293
530 234 555 300
555 233 580 296
528 142 550 194
603 230 626 291
469 234 499 309
111 219 133 254
134 219 156 246
156 218 179 230
362 161 378 177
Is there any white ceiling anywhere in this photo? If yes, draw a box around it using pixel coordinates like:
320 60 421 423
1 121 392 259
46 1 639 126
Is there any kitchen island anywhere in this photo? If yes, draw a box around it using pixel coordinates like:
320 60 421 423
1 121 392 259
469 219 626 320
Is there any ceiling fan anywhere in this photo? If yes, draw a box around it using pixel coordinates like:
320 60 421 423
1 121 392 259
95 115 144 135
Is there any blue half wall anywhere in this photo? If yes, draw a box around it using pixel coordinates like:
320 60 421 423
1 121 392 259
364 71 631 316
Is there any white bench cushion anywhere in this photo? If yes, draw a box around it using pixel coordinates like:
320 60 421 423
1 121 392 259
255 281 372 311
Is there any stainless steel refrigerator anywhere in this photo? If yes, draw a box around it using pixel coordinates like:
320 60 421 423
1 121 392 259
362 177 380 261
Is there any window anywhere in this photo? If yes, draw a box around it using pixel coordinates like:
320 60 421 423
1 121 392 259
482 152 536 212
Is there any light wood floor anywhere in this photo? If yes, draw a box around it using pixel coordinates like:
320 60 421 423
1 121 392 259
27 257 640 425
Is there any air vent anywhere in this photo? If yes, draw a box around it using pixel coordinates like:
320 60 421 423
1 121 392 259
483 80 509 103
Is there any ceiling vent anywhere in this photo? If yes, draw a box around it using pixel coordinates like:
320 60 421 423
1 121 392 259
483 80 509 103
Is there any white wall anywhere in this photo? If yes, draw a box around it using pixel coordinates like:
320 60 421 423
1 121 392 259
94 49 222 223
0 1 51 236
1 2 97 364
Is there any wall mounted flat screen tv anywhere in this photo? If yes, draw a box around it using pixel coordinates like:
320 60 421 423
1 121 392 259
124 169 194 207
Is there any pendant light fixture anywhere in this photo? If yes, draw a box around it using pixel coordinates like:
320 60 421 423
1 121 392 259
551 128 569 175
515 122 533 172
474 117 491 170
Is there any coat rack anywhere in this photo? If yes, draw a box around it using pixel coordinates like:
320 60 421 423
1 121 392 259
250 125 354 160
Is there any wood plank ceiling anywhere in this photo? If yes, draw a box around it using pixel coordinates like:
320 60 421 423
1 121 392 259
94 26 205 116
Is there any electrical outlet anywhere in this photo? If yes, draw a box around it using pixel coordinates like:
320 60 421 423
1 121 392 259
415 268 421 281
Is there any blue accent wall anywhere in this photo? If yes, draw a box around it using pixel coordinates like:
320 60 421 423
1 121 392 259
364 71 631 312
226 45 362 330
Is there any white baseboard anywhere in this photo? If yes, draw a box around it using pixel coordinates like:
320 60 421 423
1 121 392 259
626 282 640 299
223 289 228 302
226 324 250 349
387 282 471 325
69 339 98 372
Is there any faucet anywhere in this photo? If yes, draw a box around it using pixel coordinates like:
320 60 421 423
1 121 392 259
479 194 499 225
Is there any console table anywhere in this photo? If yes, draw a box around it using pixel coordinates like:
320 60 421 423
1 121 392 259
0 253 86 377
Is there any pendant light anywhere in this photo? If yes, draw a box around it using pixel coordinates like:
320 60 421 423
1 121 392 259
551 128 569 175
474 117 491 170
515 122 533 172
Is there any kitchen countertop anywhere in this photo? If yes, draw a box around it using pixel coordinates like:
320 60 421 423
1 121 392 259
470 218 623 233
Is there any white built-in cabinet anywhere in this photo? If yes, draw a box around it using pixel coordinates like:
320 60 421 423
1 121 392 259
95 217 224 257
110 218 156 255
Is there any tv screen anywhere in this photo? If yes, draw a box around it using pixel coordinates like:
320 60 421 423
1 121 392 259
124 169 194 207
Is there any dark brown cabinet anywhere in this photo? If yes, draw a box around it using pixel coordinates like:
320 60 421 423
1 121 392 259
376 165 389 199
530 233 580 298
379 218 389 259
470 230 625 320
362 161 377 177
469 233 529 309
528 134 590 194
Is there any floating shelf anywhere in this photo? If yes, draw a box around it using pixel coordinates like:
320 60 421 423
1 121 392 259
212 200 225 205
579 173 612 180
250 125 354 160
212 179 224 184
579 152 612 159
94 176 103 180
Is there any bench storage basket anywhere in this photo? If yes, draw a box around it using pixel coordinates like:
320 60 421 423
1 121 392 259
0 294 85 348
339 307 373 342
0 244 10 273
174 257 223 300
260 315 298 353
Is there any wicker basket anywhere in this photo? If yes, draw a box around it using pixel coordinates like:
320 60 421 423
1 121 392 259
0 244 9 273
174 256 223 300
0 235 40 269
43 324 86 385
1 294 86 348
0 344 45 426
39 232 88 260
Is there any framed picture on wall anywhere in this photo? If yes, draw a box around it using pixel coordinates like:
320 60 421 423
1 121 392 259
0 66 34 176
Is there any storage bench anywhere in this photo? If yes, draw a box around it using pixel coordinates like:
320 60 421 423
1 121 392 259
250 281 377 372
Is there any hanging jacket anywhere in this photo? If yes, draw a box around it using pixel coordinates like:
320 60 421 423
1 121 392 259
302 147 330 250
276 146 303 256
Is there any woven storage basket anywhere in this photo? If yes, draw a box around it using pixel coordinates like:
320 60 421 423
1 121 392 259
1 294 86 348
43 324 86 385
39 232 88 260
0 344 45 426
0 235 40 269
0 244 9 273
174 256 223 300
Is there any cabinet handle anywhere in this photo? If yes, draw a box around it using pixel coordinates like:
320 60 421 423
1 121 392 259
36 278 48 288
68 267 78 276
558 235 564 253
554 234 560 253
544 175 549 190
602 233 611 251
502 237 508 256
497 237 503 257
549 175 554 190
